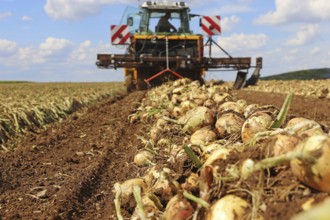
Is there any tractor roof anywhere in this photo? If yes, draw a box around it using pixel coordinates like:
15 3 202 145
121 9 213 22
140 1 189 10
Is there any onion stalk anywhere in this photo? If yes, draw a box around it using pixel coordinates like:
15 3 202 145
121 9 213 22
133 185 148 220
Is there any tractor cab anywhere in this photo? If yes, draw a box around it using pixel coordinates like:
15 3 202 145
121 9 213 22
97 1 262 91
123 1 192 35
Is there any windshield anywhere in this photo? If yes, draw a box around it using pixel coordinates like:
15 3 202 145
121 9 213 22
139 9 191 34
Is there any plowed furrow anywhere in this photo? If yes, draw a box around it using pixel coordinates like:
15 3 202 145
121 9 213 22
0 91 145 220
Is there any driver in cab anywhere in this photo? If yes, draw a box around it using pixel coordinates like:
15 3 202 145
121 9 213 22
157 12 177 32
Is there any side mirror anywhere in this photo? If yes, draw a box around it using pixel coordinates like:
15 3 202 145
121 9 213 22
127 17 134 26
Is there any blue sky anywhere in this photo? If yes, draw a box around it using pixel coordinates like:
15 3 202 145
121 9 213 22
0 0 329 82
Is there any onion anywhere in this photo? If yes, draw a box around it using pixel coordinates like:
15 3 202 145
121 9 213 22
134 150 154 166
180 172 199 192
218 101 243 114
173 78 191 87
180 100 195 112
285 117 324 138
271 134 300 156
236 99 247 110
178 106 215 134
172 106 185 118
212 92 233 105
150 126 162 143
203 148 232 167
152 169 179 202
290 198 330 220
215 112 244 139
290 135 330 192
243 104 259 118
131 193 162 220
162 194 194 220
172 86 185 94
206 195 249 220
113 178 148 208
193 98 205 106
190 126 218 146
200 143 225 158
203 98 216 109
241 111 273 143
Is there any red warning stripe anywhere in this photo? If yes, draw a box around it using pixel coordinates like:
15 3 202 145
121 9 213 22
201 16 221 36
204 16 221 33
111 25 130 45
201 25 214 36
118 32 130 45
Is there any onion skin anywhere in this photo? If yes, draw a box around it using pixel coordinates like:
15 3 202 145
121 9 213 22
114 178 147 208
206 195 249 220
190 126 218 146
243 104 259 118
216 112 244 139
180 172 199 192
203 148 232 167
178 106 215 134
212 92 233 105
271 134 300 156
285 117 324 138
133 150 154 166
218 101 243 114
241 112 273 143
290 135 330 192
162 194 194 220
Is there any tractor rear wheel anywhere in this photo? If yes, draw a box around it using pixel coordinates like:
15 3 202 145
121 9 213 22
125 73 135 93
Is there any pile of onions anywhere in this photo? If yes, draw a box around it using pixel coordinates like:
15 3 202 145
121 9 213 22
115 78 329 220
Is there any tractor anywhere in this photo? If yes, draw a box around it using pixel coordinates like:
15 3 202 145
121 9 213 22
96 1 262 92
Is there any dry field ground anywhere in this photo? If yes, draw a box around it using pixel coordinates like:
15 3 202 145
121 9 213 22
0 80 329 220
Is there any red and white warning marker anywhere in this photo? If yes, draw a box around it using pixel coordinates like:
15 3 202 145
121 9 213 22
111 25 130 45
201 16 221 36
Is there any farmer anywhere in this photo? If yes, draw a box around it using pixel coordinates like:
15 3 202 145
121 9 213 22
157 12 177 32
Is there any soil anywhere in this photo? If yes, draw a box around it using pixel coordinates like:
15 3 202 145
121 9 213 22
0 89 329 220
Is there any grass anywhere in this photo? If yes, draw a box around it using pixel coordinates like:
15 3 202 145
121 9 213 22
0 81 33 84
262 68 330 80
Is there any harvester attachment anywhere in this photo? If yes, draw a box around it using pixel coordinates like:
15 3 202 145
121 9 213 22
233 71 247 89
233 57 262 89
245 57 262 87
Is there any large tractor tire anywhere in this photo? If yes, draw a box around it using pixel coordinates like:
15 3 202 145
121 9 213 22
125 73 135 93
136 78 148 91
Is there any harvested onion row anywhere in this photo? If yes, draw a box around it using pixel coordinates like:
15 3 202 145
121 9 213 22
120 78 329 220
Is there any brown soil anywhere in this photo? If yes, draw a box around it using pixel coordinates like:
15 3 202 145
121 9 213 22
0 90 329 220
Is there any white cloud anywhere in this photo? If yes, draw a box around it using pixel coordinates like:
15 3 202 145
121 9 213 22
221 15 240 32
39 37 73 57
286 24 319 46
310 47 320 55
0 39 17 56
0 37 74 66
70 40 94 62
44 0 131 20
255 0 330 25
217 33 268 53
21 16 32 21
0 11 12 20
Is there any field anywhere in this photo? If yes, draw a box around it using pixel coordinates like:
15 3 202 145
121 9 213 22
0 80 329 220
0 82 125 146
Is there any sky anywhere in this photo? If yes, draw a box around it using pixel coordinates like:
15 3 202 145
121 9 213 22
0 0 330 82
